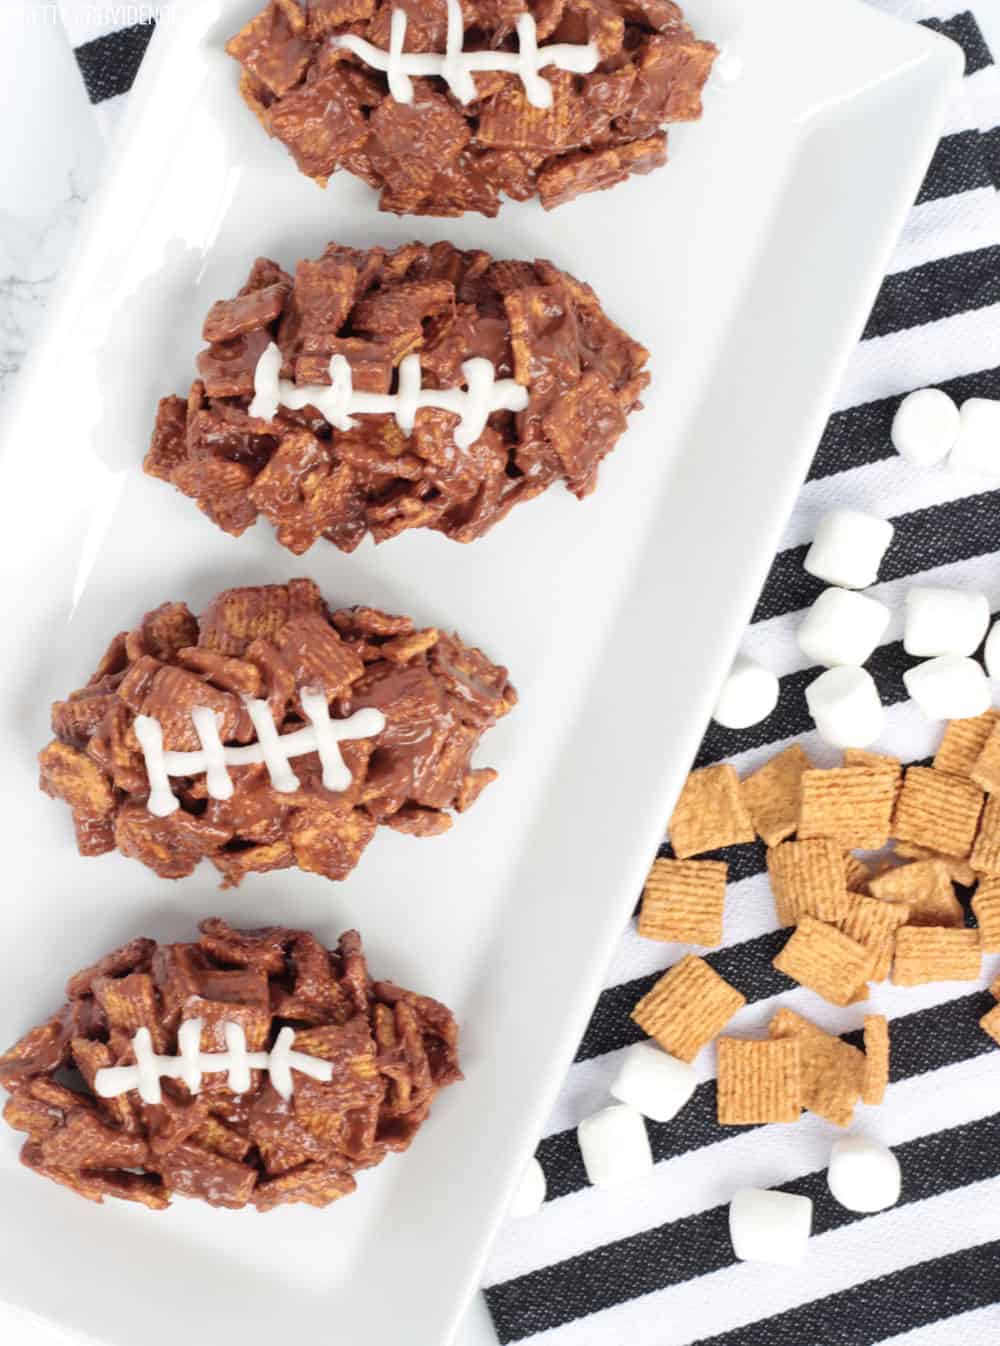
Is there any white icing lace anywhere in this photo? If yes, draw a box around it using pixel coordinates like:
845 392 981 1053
250 342 529 450
93 1021 334 1104
334 0 599 109
134 691 385 818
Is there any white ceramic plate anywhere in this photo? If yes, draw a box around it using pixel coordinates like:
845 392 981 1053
0 3 960 1344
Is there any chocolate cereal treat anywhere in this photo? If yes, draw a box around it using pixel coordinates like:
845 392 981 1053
226 0 716 214
0 920 460 1211
38 580 515 885
145 240 650 552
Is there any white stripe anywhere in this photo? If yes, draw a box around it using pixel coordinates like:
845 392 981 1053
776 457 1000 553
487 1050 1000 1286
887 188 1000 274
495 1181 1000 1346
833 305 1000 413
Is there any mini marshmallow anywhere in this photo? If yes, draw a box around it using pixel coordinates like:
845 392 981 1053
805 666 885 748
827 1135 901 1214
949 398 1000 477
986 621 1000 680
713 655 779 729
798 588 891 668
904 586 990 657
804 510 894 590
577 1104 653 1188
609 1041 698 1124
729 1188 813 1266
890 387 960 466
903 655 991 721
508 1157 546 1218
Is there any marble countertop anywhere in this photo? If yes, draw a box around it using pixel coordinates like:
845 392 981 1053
3 4 998 1344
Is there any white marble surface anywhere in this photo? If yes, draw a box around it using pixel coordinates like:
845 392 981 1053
3 4 999 1345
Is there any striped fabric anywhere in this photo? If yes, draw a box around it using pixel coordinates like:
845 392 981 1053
54 2 1000 1344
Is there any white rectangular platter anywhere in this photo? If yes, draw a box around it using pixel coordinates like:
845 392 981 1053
0 3 960 1345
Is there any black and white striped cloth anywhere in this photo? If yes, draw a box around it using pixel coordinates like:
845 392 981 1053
56 2 1000 1343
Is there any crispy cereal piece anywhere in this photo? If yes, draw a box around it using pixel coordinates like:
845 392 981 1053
253 1161 357 1211
892 766 984 859
766 838 848 926
740 744 811 847
971 719 1000 794
839 891 911 981
933 710 1000 778
768 1007 864 1127
537 135 669 210
843 748 903 789
773 916 873 1007
980 1003 1000 1046
862 1014 890 1105
972 878 1000 952
893 841 978 887
868 859 964 927
716 1037 801 1125
637 858 727 946
843 853 872 891
669 764 756 859
892 927 982 986
630 955 746 1063
971 794 1000 876
799 767 896 850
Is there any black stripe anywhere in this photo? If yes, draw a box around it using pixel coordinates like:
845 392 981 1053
74 22 156 105
922 12 994 76
917 128 996 203
807 364 1000 483
982 126 1000 192
556 986 995 1198
751 491 1000 625
690 1242 1000 1346
863 245 1000 340
488 1115 1000 1341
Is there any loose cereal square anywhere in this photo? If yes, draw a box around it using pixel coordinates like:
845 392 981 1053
892 927 982 986
630 955 745 1063
971 719 1000 794
933 710 1000 778
669 764 755 859
843 748 903 793
892 841 978 886
768 1007 864 1127
838 891 911 981
980 1003 1000 1047
799 766 896 850
868 859 964 927
766 838 848 926
971 794 1000 876
972 878 1000 952
739 744 811 847
772 916 873 1007
637 858 727 946
862 1014 890 1105
892 766 984 860
716 1037 802 1125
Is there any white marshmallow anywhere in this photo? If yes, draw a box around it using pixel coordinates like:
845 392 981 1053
797 588 891 668
903 655 991 721
609 1041 698 1124
805 666 885 748
827 1135 901 1214
729 1188 813 1266
986 620 1000 680
713 655 779 729
904 586 990 657
949 398 1000 477
508 1157 546 1218
890 387 960 466
577 1103 653 1188
804 510 894 590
